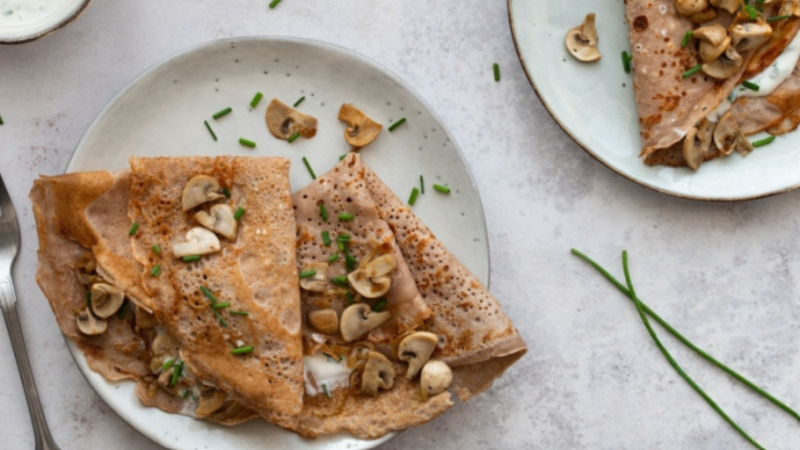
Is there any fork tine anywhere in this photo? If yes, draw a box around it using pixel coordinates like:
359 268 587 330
0 172 17 223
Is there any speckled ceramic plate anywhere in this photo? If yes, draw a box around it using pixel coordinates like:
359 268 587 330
509 0 800 201
65 36 489 450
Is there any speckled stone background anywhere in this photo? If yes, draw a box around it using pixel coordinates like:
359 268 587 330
2 1 800 449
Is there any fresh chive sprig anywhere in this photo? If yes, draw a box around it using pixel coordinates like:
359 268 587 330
294 96 305 107
680 30 693 48
288 131 300 143
303 156 316 179
204 121 218 141
299 269 317 279
388 117 406 132
338 213 354 221
250 92 263 108
752 135 776 147
151 265 161 277
682 64 703 78
621 51 632 73
320 204 328 222
742 81 760 91
269 0 281 8
322 230 331 246
129 222 139 236
768 14 792 22
239 138 256 148
433 184 450 194
493 63 500 82
182 255 201 263
213 107 232 119
408 187 420 206
232 346 254 355
234 207 245 220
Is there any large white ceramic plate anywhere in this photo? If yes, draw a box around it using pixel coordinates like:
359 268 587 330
65 37 489 450
509 0 800 200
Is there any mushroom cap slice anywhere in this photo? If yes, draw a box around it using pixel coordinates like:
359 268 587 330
675 0 709 16
702 45 743 81
150 332 181 371
363 254 397 278
714 111 754 156
182 175 224 211
710 0 740 14
360 351 396 396
307 308 339 335
76 308 107 335
683 119 716 171
299 262 328 293
699 36 731 63
348 269 392 299
338 104 382 148
731 22 773 53
565 13 601 63
693 24 728 47
398 331 439 379
172 227 222 258
90 283 125 319
194 204 238 240
195 389 227 417
266 98 318 140
340 303 392 342
420 359 453 395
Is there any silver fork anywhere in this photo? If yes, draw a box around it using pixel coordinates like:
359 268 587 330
0 173 61 450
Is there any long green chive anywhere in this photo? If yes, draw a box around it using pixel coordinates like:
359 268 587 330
408 187 420 206
493 63 500 82
288 131 300 143
269 0 281 8
150 265 161 277
129 222 139 236
86 290 91 308
322 230 331 246
182 255 201 263
294 96 306 107
250 92 263 108
302 156 316 179
162 358 176 371
620 251 766 450
682 64 702 78
152 244 161 254
232 346 254 355
299 269 317 279
681 30 693 48
332 276 348 287
388 117 406 132
171 361 183 385
345 253 357 271
420 175 425 194
338 212 354 221
433 183 451 194
346 291 354 305
372 299 387 312
199 285 219 303
742 80 760 91
571 249 800 424
752 135 776 147
222 187 231 199
239 138 256 148
768 14 792 22
337 233 351 242
212 302 230 309
204 120 218 141
621 51 632 73
322 383 332 398
230 310 249 316
213 107 232 119
118 300 128 320
328 252 339 263
320 204 328 222
234 207 245 220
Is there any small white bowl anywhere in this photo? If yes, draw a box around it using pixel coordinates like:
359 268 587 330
0 0 93 44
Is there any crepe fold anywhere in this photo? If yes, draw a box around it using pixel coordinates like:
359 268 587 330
128 156 304 429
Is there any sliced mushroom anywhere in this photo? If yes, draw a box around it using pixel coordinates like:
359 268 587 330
693 24 731 62
360 351 396 396
675 0 708 16
76 308 107 335
702 45 742 80
265 98 318 140
299 262 328 293
730 22 773 53
420 360 453 395
307 308 339 335
338 104 382 148
195 389 227 417
710 0 740 14
363 254 397 278
398 332 439 379
340 303 392 342
150 332 181 372
182 175 224 211
172 227 221 258
90 283 125 318
194 204 238 240
683 119 716 171
565 13 601 62
348 253 397 299
714 111 754 156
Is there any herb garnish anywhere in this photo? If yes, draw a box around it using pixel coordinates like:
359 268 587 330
768 14 792 22
152 244 161 254
230 310 249 316
682 64 703 78
433 184 451 194
388 117 406 132
269 0 282 8
680 31 692 48
294 96 306 107
239 138 256 148
204 121 218 141
299 269 317 279
408 187 420 206
322 230 331 246
232 346 254 355
213 107 232 119
742 81 760 91
288 131 300 143
328 252 339 263
338 213 354 221
752 135 776 147
234 207 245 220
129 222 139 236
320 204 328 222
372 299 387 312
331 276 348 287
182 255 201 263
493 63 500 82
621 51 632 73
250 92 264 108
151 265 161 277
222 187 231 199
303 156 316 179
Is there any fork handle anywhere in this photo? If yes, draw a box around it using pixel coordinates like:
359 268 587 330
1 279 61 450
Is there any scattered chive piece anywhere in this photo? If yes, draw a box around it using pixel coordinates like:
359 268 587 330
170 361 183 385
230 310 249 316
337 240 345 252
744 5 757 19
86 290 92 308
213 309 229 328
408 187 420 206
433 184 451 194
303 156 316 179
768 14 792 22
269 0 281 8
682 64 703 78
337 233 351 242
150 265 161 277
320 204 328 222
212 302 230 309
621 51 632 73
288 131 300 143
129 222 139 236
372 299 387 312
0 114 3 125
239 137 256 148
182 255 201 263
345 253 357 271
493 63 500 82
204 120 218 141
299 269 317 279
234 207 245 220
346 292 354 305
293 96 306 107
322 383 332 399
338 212 354 221
200 285 219 303
742 80 760 91
388 117 407 132
250 92 264 108
339 154 347 161
332 276 348 287
162 358 176 371
212 107 232 119
752 135 776 147
180 389 189 399
152 244 161 254
322 230 331 246
232 346 254 355
420 175 425 194
681 30 693 48
328 252 339 263
118 300 128 319
222 187 231 199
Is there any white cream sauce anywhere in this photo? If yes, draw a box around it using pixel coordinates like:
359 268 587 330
0 0 68 25
303 352 352 396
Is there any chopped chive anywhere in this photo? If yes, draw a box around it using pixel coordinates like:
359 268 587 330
162 358 176 371
338 213 354 221
493 63 500 82
230 310 249 316
118 300 128 320
293 96 306 107
621 51 632 73
337 240 345 252
213 309 229 328
269 0 281 8
337 233 351 242
388 117 406 132
180 389 189 399
339 154 347 161
250 92 264 108
303 156 316 179
346 291 354 305
768 14 792 22
328 252 339 263
345 253 357 271
222 187 231 199
182 255 201 263
752 135 776 147
86 290 91 308
680 30 692 48
744 5 757 19
232 346 254 355
129 222 139 236
239 138 256 148
212 302 230 309
299 269 317 279
420 175 425 194
320 204 328 222
152 244 161 254
170 361 183 385
742 80 760 91
234 207 245 220
0 114 3 125
332 276 349 287
204 120 218 141
288 131 300 143
199 285 219 303
372 299 387 312
322 230 331 246
433 184 451 194
408 187 420 206
150 265 161 277
322 383 332 398
212 107 232 119
682 64 703 78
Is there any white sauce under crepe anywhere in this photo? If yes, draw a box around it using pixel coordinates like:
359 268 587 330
0 0 69 25
303 352 352 396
